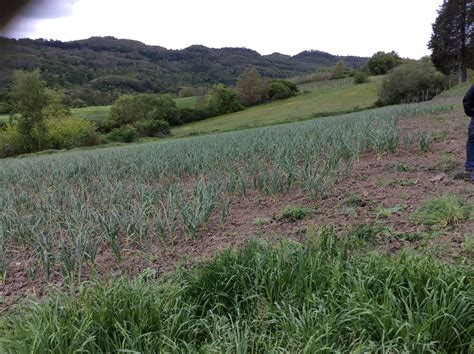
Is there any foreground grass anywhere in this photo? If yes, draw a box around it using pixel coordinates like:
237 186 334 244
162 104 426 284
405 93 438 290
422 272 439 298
2 229 473 353
171 77 382 137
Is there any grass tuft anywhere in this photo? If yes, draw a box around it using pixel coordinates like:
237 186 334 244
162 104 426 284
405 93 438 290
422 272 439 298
1 231 473 353
278 206 314 222
411 194 471 227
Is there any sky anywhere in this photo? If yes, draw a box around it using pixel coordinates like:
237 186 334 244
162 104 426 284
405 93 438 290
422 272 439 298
1 0 443 58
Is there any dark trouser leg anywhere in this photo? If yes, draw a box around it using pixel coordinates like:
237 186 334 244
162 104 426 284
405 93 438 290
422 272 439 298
466 118 474 171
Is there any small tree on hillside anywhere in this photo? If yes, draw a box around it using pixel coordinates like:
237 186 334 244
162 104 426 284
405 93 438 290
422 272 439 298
208 84 244 115
109 94 156 127
366 51 402 76
236 68 269 106
10 69 50 152
331 61 348 79
377 59 445 106
146 95 181 126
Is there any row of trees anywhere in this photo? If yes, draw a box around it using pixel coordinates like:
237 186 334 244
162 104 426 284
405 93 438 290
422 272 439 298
0 68 299 156
106 70 298 142
0 70 99 157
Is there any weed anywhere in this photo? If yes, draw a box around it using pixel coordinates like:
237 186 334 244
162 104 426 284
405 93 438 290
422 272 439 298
375 204 407 218
411 194 471 227
345 194 366 207
439 154 456 173
279 206 314 222
252 217 271 226
377 179 417 187
393 162 412 172
462 234 474 259
2 234 473 353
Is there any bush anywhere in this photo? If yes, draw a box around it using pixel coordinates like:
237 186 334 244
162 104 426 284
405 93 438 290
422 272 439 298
109 94 156 127
208 84 244 115
377 60 445 106
268 79 298 100
0 124 24 157
353 71 369 84
107 126 138 143
367 51 402 75
146 95 181 126
45 116 100 150
135 119 170 137
179 107 212 124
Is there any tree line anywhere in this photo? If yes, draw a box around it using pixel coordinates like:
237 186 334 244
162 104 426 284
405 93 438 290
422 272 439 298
0 36 368 109
0 68 298 157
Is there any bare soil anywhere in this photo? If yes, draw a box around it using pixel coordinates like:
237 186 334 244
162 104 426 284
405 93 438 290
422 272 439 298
1 109 473 311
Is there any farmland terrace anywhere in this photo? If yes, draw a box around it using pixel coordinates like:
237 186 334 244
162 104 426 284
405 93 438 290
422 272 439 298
0 94 473 352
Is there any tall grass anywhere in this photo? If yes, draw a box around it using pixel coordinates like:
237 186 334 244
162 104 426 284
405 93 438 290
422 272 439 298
0 103 454 284
1 230 473 352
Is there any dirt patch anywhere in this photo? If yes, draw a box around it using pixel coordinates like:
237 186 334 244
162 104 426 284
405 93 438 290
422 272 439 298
1 109 473 311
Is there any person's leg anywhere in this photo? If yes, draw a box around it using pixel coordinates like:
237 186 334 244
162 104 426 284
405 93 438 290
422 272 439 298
465 118 474 175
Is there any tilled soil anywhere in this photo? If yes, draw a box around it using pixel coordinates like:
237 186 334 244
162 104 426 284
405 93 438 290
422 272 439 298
1 108 473 311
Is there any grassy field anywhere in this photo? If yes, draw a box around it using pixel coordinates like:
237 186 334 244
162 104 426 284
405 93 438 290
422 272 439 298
0 96 199 124
171 77 383 137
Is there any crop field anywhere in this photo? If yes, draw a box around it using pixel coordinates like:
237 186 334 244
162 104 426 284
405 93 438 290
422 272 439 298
3 99 474 352
0 102 453 282
171 77 383 137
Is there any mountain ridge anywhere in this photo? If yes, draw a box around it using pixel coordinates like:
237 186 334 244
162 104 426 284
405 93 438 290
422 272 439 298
0 36 369 106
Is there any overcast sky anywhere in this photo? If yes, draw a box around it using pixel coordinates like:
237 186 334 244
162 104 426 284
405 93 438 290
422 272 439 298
2 0 443 58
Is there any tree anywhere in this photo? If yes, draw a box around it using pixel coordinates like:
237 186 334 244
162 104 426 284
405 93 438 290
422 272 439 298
366 51 402 76
10 70 50 152
109 94 156 127
429 0 473 83
376 59 445 106
146 95 181 126
208 84 244 115
235 68 269 106
331 61 348 79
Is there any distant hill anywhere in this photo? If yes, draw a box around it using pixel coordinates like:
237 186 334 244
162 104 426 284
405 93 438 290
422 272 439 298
0 36 368 106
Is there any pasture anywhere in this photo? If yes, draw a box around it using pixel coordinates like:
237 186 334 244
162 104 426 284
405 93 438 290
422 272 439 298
171 77 382 137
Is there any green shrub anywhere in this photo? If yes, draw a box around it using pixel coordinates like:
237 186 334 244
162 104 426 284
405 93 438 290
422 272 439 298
0 124 24 157
179 107 212 124
377 60 445 106
208 84 244 115
109 94 156 127
135 119 170 137
353 71 369 84
45 116 100 150
107 126 138 143
146 95 181 126
367 51 402 75
268 79 298 100
411 194 471 227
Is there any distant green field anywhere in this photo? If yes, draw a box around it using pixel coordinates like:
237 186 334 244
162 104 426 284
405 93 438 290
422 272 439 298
70 96 198 124
171 77 383 138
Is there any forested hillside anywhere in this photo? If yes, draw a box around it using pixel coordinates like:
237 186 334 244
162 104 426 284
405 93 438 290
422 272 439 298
0 36 368 105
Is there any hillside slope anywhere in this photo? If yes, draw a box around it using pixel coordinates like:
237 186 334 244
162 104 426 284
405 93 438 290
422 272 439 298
0 36 368 105
172 77 383 137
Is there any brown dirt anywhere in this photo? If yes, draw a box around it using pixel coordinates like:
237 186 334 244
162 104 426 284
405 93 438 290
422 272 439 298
1 108 473 311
